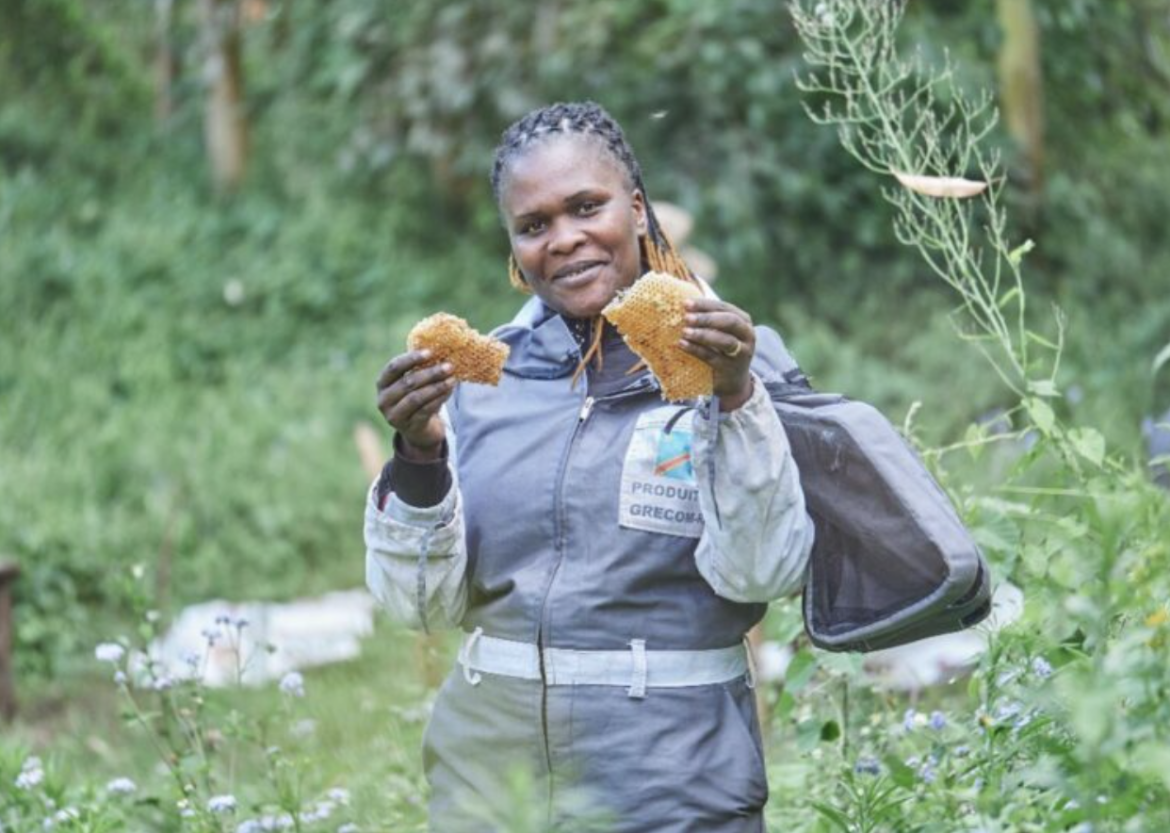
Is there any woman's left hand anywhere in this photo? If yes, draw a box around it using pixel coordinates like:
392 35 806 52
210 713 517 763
679 298 755 411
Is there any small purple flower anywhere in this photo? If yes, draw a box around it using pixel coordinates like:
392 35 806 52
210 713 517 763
853 757 881 776
279 672 305 698
1012 711 1034 732
1031 656 1053 679
113 670 128 686
106 777 137 795
995 701 1022 722
327 787 351 805
152 675 177 692
201 627 220 647
215 614 233 627
919 763 937 784
257 813 294 830
208 794 238 814
929 710 947 731
337 825 360 833
902 708 918 732
299 801 336 824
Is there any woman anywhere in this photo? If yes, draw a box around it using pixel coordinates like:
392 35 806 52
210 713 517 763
364 101 814 832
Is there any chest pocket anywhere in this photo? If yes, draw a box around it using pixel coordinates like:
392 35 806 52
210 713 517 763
618 406 704 539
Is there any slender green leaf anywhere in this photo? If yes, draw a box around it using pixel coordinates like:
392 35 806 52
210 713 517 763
1027 397 1056 435
1068 427 1105 467
811 802 853 832
1026 330 1060 351
1028 379 1060 398
1153 342 1170 376
882 755 917 789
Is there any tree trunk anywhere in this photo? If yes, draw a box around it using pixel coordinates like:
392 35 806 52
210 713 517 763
0 562 20 723
996 0 1045 201
153 0 177 125
200 0 249 194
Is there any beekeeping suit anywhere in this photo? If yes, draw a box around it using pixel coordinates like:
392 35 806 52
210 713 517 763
365 295 814 832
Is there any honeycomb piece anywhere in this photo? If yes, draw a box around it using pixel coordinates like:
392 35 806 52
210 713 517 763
406 313 510 386
602 271 713 401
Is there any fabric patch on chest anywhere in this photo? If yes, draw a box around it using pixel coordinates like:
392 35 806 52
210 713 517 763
619 407 704 539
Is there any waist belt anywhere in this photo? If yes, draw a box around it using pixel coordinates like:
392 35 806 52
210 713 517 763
457 627 752 699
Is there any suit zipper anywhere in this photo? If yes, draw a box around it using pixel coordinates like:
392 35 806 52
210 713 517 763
536 392 594 814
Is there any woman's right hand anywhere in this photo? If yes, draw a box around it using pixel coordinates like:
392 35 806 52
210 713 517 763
375 350 456 460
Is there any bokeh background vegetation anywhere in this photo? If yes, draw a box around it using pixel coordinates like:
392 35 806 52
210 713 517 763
2 0 1169 830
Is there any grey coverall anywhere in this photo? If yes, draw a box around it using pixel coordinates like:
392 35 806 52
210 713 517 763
365 294 814 832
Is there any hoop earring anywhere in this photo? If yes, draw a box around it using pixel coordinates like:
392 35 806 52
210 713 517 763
508 255 533 294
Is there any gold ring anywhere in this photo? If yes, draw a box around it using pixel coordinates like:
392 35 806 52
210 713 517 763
723 340 743 359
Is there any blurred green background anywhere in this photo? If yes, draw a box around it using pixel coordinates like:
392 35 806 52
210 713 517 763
1 0 1168 692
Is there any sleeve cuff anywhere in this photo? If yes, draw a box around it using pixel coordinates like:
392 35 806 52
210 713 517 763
375 435 452 509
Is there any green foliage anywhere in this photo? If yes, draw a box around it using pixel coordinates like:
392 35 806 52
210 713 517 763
0 0 148 135
0 602 436 832
775 3 1170 830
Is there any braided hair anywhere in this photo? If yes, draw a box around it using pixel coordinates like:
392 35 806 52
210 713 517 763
491 101 696 295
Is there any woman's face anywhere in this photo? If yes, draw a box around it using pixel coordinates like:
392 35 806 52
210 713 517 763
499 136 647 319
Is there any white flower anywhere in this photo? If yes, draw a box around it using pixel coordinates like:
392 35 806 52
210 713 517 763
208 794 238 814
326 788 350 805
237 822 263 833
95 643 125 663
279 672 305 698
43 807 79 829
309 800 336 821
15 757 44 790
106 777 137 795
258 814 294 830
15 767 44 790
337 825 360 833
